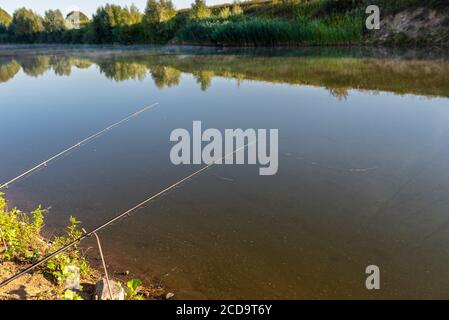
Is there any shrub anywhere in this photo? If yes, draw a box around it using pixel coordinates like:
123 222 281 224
176 15 363 46
0 193 90 285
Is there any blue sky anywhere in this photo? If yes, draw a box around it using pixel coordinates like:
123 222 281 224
0 0 228 16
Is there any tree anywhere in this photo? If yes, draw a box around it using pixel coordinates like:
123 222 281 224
92 4 122 42
0 7 12 28
144 0 176 24
92 4 145 43
43 9 66 32
118 5 144 25
231 1 243 16
190 0 211 20
0 7 11 38
143 0 176 42
10 8 44 39
218 7 231 19
93 4 128 29
128 4 143 25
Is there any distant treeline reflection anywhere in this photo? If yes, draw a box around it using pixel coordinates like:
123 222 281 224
1 53 449 98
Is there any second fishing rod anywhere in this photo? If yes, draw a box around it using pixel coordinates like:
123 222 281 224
0 102 159 190
0 142 254 288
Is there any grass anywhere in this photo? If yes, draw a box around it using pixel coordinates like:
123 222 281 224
0 193 91 287
174 0 449 46
0 193 153 300
176 15 364 46
1 0 447 46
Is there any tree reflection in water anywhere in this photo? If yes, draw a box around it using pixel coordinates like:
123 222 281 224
1 50 449 98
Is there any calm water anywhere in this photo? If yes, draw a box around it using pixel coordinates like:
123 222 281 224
1 45 449 299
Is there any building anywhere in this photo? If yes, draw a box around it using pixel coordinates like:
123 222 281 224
65 11 89 30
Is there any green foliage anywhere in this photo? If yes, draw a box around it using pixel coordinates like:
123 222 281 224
293 0 358 18
144 0 176 24
92 4 144 43
0 193 45 261
40 9 66 43
0 7 12 28
0 193 6 211
0 8 10 41
45 216 90 285
190 0 212 21
64 289 83 300
143 0 177 42
43 9 66 32
176 15 363 46
1 0 447 45
10 8 44 41
0 194 90 286
128 4 144 25
231 2 244 16
218 7 231 20
125 278 143 299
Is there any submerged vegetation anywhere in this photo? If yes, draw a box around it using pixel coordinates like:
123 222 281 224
0 0 447 46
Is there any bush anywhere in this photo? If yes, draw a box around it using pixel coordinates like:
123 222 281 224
0 193 90 285
176 15 363 46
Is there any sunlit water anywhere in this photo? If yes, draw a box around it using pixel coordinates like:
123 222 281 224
1 45 449 299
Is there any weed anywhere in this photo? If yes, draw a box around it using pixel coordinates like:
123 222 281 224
0 194 90 286
125 278 143 300
63 289 83 300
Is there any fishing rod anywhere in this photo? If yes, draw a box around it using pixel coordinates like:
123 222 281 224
0 142 255 288
0 103 159 190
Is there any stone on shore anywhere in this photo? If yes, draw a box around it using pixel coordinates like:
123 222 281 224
94 279 125 300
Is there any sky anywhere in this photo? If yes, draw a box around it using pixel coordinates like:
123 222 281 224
0 0 228 17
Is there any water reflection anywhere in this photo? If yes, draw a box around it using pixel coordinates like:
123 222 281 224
149 66 181 89
98 61 147 81
0 60 20 83
2 46 449 299
1 49 449 98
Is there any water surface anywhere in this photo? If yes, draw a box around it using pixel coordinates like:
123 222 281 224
1 45 449 299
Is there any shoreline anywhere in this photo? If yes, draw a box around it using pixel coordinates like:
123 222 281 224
0 43 448 58
0 193 166 300
0 234 166 300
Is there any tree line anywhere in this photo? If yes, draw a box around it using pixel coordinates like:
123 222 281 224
2 0 439 46
0 0 244 44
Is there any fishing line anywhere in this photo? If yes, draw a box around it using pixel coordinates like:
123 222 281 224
0 103 159 190
0 141 255 288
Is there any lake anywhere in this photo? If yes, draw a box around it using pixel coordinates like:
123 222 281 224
1 45 449 299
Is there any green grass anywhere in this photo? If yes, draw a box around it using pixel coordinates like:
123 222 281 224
0 193 90 286
176 15 363 46
0 192 148 300
1 0 447 46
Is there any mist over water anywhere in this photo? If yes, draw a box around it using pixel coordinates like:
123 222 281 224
1 46 449 298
